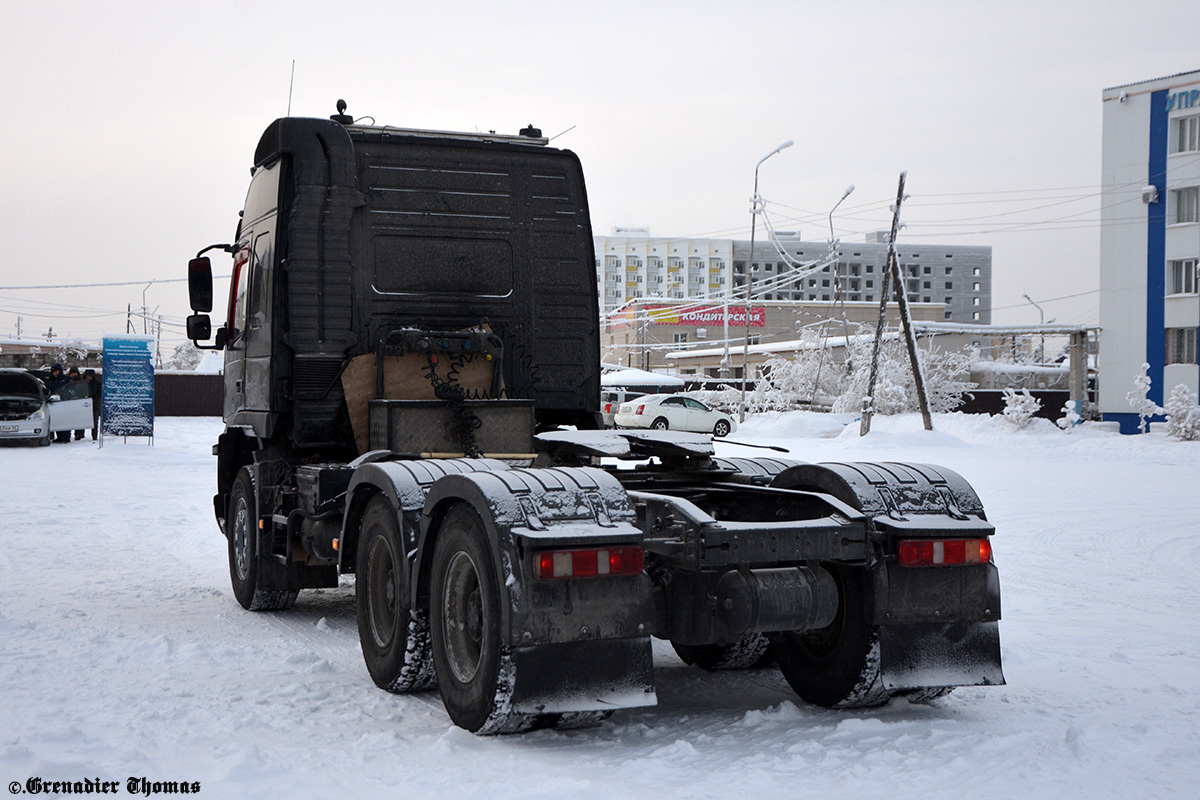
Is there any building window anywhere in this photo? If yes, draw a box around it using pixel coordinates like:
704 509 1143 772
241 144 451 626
923 281 931 289
865 295 874 302
945 281 953 289
923 266 931 274
1174 186 1200 224
973 267 981 276
821 279 830 287
1171 259 1197 294
923 296 931 303
1168 327 1197 364
973 282 981 291
972 312 980 320
1176 115 1200 154
945 267 953 275
866 280 873 288
944 311 952 319
673 332 688 350
945 297 952 304
973 297 980 306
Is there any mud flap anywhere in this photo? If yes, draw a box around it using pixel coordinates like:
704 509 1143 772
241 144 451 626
509 637 657 715
879 621 1005 691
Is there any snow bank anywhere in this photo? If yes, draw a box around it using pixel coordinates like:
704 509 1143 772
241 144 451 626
2 415 1198 799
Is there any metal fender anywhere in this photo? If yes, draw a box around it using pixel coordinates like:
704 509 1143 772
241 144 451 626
419 466 655 714
417 467 647 641
771 461 987 519
338 458 511 576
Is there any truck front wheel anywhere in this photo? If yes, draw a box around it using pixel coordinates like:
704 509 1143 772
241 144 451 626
772 565 891 708
430 503 534 734
356 495 436 693
228 469 297 611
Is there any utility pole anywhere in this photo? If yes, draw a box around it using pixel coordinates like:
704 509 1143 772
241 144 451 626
862 172 931 434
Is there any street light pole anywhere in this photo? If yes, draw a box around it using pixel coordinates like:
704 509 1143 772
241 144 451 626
739 140 793 422
1023 293 1046 362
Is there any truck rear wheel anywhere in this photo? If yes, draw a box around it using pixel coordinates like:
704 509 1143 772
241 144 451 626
671 634 770 671
430 503 535 734
356 495 436 693
773 565 891 708
228 469 297 612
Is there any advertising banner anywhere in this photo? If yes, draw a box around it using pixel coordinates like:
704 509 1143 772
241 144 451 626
645 304 766 327
101 335 155 439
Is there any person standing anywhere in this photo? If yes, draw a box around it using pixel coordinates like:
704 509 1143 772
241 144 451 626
67 367 85 441
83 369 102 441
46 364 70 442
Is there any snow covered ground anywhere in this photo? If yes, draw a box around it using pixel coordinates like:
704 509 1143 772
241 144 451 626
2 413 1198 799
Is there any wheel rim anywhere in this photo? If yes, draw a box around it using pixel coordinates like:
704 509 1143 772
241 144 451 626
232 496 250 582
366 534 398 649
715 422 729 436
442 550 484 683
652 419 667 430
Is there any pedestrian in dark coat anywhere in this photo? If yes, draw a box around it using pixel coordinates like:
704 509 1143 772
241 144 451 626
83 369 102 441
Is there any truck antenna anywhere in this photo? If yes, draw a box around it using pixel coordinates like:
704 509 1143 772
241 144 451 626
287 60 296 116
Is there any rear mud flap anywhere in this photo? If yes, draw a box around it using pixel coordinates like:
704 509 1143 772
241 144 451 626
510 637 657 715
879 621 1005 691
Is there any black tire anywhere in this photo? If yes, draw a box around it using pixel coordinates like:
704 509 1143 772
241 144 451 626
672 634 770 671
430 503 535 734
773 565 892 708
713 420 731 437
356 495 437 693
650 417 669 430
228 469 297 612
38 431 52 447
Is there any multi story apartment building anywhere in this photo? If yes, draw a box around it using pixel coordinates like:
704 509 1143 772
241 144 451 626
1099 69 1200 431
596 230 992 324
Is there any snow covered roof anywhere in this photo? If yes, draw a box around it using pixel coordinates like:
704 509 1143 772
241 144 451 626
600 367 684 387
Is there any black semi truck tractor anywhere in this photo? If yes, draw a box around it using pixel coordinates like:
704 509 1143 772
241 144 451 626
185 105 1003 734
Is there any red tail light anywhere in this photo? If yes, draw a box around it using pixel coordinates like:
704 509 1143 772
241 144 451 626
604 403 612 413
534 546 644 579
898 538 992 567
634 404 645 416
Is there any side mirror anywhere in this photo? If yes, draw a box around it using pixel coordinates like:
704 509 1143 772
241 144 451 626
49 395 61 402
188 257 214 313
187 313 212 340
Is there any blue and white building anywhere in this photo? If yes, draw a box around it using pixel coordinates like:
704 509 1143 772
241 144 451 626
1100 69 1200 431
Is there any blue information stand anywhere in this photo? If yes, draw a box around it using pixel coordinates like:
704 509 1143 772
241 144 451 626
101 335 155 445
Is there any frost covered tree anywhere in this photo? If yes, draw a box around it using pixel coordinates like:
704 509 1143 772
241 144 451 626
1164 384 1200 441
832 338 975 415
167 341 204 370
1126 363 1162 434
1002 388 1041 430
693 329 975 417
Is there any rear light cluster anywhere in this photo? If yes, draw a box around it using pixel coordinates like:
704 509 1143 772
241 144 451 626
898 538 992 568
634 404 645 416
534 546 645 579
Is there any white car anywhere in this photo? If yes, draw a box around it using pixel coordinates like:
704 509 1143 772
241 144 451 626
613 394 737 437
600 388 645 428
0 369 93 446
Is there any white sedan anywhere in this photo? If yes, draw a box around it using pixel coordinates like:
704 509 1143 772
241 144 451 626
613 394 737 437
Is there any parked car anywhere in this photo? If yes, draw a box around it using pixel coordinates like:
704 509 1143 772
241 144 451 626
600 388 645 428
613 393 737 437
0 369 93 446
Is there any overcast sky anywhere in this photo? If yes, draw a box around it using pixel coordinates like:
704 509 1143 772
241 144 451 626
2 0 1198 356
